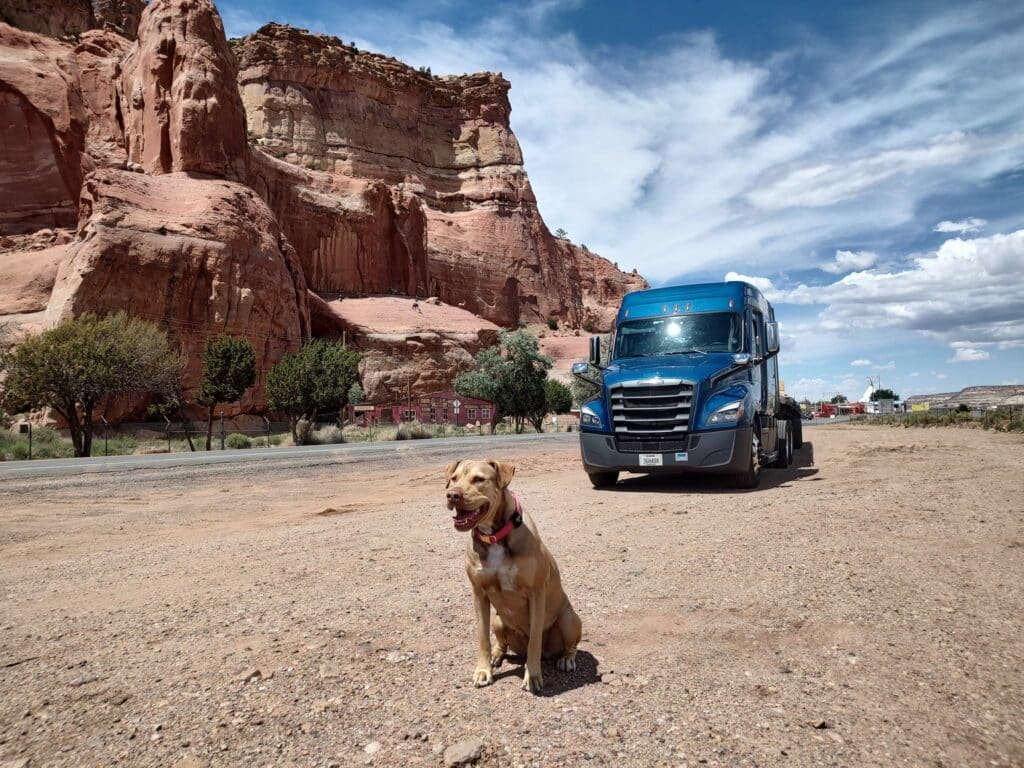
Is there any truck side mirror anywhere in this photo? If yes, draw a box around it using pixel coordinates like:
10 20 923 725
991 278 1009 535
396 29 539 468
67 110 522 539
572 361 601 387
589 335 602 367
765 321 780 355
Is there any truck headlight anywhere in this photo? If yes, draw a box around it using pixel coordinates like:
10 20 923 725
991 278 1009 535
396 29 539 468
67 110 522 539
580 406 603 428
707 399 744 424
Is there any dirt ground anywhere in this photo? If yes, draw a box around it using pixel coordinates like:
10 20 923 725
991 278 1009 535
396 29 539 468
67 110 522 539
1 425 1022 767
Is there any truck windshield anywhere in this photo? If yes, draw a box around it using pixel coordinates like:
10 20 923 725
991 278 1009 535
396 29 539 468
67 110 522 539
614 313 742 358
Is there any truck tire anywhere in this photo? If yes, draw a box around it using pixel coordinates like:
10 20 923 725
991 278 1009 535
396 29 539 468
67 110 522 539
735 432 761 489
588 471 619 488
771 421 793 468
792 417 803 449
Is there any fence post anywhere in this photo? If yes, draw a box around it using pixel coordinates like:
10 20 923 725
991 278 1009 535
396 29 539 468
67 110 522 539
28 422 32 461
101 416 109 456
164 415 171 453
220 412 225 450
264 416 271 448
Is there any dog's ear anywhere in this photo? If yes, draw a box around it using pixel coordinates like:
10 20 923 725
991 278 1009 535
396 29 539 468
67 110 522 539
490 461 516 489
444 461 461 486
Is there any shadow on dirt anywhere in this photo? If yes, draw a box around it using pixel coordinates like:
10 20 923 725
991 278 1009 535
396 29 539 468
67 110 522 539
596 442 817 493
490 649 601 696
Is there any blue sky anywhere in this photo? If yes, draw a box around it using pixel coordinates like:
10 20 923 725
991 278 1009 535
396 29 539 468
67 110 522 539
220 0 1024 402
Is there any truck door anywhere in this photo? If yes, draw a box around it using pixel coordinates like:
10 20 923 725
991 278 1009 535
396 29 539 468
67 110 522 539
751 309 777 453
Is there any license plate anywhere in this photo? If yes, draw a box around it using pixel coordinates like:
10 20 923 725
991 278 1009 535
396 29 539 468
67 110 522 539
675 451 688 462
639 454 663 467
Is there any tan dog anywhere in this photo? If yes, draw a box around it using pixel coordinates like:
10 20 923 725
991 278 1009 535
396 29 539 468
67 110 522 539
445 460 582 693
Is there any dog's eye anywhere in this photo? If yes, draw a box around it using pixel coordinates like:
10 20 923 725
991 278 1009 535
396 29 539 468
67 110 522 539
472 476 484 483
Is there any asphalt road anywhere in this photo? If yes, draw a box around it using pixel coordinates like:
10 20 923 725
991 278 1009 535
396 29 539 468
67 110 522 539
0 431 578 480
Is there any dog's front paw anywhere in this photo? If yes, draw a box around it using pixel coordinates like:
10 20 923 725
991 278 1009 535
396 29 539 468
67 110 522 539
557 651 577 672
521 666 543 693
472 666 493 687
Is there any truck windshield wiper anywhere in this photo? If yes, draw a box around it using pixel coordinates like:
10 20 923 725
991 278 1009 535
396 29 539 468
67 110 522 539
665 349 708 356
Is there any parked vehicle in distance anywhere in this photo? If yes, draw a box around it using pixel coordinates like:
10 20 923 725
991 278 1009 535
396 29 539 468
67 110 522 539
572 281 802 489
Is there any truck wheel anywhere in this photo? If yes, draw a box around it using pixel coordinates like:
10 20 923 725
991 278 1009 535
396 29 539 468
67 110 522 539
735 432 761 489
792 417 803 449
771 423 793 468
588 471 619 488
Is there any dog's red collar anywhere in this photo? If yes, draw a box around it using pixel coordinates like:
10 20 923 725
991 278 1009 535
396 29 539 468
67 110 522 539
473 492 523 545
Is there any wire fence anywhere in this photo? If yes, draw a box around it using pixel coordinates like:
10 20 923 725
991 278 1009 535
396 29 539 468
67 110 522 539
852 405 1024 432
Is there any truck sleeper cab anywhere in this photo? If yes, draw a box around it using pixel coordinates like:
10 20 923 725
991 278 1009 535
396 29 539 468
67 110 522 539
572 281 802 489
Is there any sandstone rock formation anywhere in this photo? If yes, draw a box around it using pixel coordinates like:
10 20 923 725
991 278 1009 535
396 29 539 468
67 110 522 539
0 0 647 422
120 0 247 179
236 23 647 327
0 0 94 39
74 29 132 168
0 23 89 234
309 295 500 403
45 169 311 416
91 0 144 38
0 0 143 39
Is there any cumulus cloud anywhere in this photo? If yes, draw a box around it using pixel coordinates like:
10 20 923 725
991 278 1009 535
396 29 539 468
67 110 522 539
948 344 991 362
822 250 879 274
780 229 1024 357
850 359 872 367
934 217 987 234
723 271 780 301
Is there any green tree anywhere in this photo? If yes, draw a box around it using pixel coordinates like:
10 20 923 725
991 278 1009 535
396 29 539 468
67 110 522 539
830 394 848 404
455 329 552 433
870 388 898 401
0 313 181 457
347 381 364 405
196 336 256 451
544 378 573 416
266 340 360 444
553 227 568 239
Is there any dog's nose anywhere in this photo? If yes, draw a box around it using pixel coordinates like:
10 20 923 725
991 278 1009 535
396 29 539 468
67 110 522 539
447 488 463 503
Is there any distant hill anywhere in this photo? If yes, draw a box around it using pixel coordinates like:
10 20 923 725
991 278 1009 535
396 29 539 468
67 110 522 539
904 385 1024 408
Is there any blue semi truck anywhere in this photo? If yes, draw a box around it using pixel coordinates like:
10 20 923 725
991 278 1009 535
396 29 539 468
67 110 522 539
572 281 802 489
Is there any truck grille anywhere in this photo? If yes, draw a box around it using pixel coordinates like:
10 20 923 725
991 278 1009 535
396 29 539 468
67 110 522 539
609 379 695 443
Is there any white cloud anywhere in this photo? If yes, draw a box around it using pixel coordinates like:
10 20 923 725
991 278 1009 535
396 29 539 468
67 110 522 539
948 343 991 362
822 250 879 274
747 133 972 211
876 361 896 370
850 359 872 367
934 217 987 234
780 229 1024 356
723 271 780 301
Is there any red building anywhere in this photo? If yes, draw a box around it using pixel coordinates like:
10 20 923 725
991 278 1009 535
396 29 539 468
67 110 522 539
347 390 494 427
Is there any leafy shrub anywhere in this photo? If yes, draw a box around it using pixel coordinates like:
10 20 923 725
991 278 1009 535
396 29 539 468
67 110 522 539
547 317 559 331
583 319 595 333
225 433 252 449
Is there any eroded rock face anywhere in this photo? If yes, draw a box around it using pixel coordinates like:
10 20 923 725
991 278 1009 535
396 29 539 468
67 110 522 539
74 30 132 168
46 169 311 416
120 0 247 179
308 295 500 403
0 0 94 38
0 23 89 234
91 0 144 38
236 24 646 328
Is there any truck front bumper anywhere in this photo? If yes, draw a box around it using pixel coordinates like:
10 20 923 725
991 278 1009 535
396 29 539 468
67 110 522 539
580 426 752 475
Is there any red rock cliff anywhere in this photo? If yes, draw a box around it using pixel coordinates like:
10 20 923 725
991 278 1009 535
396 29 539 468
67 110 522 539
235 23 646 327
0 0 647 421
